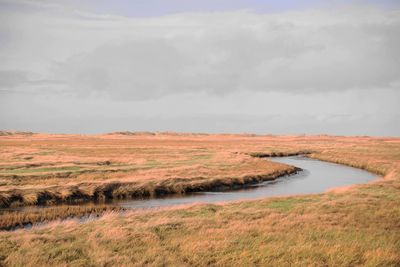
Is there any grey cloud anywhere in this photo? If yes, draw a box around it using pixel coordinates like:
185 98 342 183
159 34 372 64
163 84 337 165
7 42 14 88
53 27 327 99
47 8 400 100
52 40 189 99
0 70 28 88
0 3 399 136
1 87 398 135
2 110 398 136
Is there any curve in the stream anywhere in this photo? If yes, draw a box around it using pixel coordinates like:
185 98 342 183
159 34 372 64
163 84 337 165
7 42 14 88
113 156 378 209
3 156 379 231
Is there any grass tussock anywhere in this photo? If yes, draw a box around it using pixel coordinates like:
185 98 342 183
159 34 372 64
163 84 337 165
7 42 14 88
0 205 123 230
0 167 298 208
248 150 313 158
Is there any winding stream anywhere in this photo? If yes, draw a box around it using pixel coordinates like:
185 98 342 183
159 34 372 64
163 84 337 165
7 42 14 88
112 156 378 209
2 156 379 230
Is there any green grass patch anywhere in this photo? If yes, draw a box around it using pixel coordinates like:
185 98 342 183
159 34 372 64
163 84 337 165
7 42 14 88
263 197 318 212
0 166 82 175
175 204 221 218
172 153 213 166
144 159 163 168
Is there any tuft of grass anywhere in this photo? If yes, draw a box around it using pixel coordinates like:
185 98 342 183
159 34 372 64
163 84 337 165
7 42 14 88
0 205 124 230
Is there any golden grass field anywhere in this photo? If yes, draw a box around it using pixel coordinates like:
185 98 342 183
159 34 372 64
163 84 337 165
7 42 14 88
0 132 399 266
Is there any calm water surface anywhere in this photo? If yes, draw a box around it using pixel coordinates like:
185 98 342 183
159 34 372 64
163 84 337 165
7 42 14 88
114 156 378 209
4 156 379 230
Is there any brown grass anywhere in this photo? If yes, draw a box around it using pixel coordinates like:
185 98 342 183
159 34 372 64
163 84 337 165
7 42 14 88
0 133 303 207
0 205 124 230
0 133 399 266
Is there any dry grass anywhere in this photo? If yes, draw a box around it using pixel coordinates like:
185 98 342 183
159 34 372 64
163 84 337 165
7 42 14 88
0 205 124 230
0 133 303 207
0 132 399 266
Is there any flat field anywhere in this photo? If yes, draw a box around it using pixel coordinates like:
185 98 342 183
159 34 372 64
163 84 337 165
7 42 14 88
0 132 399 266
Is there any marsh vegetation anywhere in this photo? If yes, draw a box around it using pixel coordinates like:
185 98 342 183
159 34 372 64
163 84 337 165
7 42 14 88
0 132 399 266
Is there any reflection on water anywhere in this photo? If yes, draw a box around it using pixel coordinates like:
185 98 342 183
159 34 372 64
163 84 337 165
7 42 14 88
3 156 379 230
114 156 378 209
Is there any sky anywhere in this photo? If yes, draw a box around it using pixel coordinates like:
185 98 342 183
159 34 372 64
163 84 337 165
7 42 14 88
0 0 399 136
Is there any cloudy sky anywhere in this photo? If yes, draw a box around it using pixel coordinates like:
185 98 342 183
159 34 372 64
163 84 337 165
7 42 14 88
0 0 399 136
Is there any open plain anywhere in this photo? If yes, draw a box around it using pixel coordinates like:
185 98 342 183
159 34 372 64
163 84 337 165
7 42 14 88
0 132 399 266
